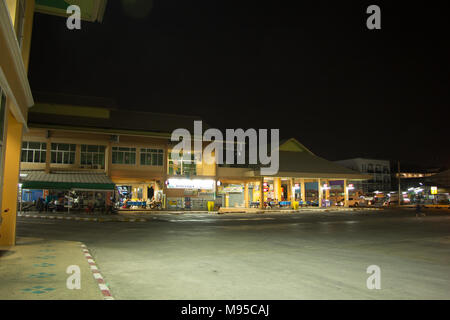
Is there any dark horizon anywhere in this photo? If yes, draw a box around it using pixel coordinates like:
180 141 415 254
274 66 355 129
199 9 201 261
28 0 450 168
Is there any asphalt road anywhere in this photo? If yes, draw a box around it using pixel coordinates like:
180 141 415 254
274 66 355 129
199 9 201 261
16 209 450 299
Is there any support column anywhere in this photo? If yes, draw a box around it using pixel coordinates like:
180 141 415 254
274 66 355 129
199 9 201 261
344 179 349 207
318 178 323 207
162 144 169 209
300 178 306 204
289 178 295 208
244 182 249 208
75 144 81 167
105 140 112 177
0 110 23 246
45 137 51 173
259 177 264 209
325 179 330 200
274 177 281 202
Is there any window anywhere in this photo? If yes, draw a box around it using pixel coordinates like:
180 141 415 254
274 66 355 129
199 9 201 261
81 145 105 168
140 148 163 166
367 164 374 172
168 152 196 176
112 147 136 165
383 166 389 174
21 141 47 163
51 143 76 164
361 164 367 172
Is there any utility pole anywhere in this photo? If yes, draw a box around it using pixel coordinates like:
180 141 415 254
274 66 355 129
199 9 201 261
397 160 401 206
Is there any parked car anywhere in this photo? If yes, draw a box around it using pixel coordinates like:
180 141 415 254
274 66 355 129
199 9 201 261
336 197 365 207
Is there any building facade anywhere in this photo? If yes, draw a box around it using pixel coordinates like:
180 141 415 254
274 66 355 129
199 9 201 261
19 99 371 212
334 158 391 193
0 0 108 245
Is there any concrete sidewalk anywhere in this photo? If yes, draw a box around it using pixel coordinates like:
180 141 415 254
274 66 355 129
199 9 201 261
0 237 107 300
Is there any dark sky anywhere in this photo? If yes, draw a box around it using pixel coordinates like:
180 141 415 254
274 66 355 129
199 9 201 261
28 0 449 168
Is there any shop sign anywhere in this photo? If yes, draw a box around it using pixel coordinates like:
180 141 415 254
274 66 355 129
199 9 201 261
431 186 438 195
167 178 214 190
223 185 244 193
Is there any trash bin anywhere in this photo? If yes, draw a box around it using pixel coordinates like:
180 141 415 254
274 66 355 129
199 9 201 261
207 201 215 212
292 201 299 210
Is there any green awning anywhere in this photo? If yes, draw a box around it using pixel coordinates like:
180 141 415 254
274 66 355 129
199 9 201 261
20 171 115 191
22 181 115 190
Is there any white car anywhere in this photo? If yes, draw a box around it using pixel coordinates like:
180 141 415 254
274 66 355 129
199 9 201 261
336 197 365 207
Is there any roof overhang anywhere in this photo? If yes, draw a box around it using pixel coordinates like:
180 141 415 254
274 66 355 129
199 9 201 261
0 0 34 127
244 170 372 181
20 171 115 190
35 0 108 22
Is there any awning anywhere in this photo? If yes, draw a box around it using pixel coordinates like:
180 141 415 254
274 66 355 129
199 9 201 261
20 171 115 191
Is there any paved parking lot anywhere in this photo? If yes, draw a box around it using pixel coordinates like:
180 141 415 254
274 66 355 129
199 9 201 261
14 208 450 299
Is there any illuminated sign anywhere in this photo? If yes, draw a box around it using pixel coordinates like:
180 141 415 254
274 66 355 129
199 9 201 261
347 184 355 190
431 186 437 195
167 178 214 190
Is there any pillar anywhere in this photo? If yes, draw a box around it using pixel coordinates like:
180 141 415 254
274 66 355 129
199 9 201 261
274 177 281 201
300 178 306 204
289 178 295 208
45 136 51 173
0 110 23 246
325 179 330 200
162 144 169 208
105 140 112 177
75 144 81 166
318 178 323 207
344 178 349 207
259 177 264 209
244 182 249 208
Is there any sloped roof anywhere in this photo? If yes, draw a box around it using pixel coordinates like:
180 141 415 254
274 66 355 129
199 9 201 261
250 151 372 180
28 93 208 135
279 138 314 154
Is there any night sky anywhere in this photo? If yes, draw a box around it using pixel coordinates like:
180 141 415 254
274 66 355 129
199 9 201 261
28 0 449 168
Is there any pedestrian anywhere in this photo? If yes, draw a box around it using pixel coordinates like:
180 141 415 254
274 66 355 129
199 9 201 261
37 197 43 213
415 203 426 217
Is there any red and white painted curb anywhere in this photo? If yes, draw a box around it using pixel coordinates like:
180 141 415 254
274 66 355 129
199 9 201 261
80 243 114 300
19 214 147 223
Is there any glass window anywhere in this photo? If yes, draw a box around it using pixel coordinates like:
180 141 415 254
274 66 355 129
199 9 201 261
81 145 105 168
168 152 196 176
140 148 163 166
21 141 47 163
112 146 136 165
51 143 76 164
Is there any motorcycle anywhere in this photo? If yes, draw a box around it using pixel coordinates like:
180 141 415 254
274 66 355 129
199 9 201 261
149 199 162 210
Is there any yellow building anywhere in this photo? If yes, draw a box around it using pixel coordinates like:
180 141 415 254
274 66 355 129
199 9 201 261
17 96 371 214
0 0 108 245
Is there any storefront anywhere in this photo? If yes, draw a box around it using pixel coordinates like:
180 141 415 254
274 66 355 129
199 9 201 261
165 178 215 210
19 171 115 212
217 183 245 208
